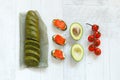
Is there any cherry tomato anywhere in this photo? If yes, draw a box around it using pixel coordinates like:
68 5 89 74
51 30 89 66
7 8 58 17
94 31 101 38
86 23 99 31
94 39 101 46
92 24 99 31
94 48 101 56
88 35 94 42
88 44 95 51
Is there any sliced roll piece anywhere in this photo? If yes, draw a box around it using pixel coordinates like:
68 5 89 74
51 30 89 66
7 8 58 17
24 56 39 67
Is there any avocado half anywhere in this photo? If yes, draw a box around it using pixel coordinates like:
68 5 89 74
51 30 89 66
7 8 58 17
70 22 83 40
71 44 84 62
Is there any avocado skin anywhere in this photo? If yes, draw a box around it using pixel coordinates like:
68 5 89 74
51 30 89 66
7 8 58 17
24 10 40 67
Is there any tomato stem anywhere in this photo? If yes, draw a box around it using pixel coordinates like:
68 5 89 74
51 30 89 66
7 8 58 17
86 23 92 26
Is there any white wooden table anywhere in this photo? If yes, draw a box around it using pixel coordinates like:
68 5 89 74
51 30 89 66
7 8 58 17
0 0 120 80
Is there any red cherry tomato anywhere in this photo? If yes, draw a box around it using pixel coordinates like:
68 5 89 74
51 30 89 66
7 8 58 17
92 24 99 31
94 48 101 56
94 31 101 38
94 39 101 46
88 35 94 42
88 44 95 51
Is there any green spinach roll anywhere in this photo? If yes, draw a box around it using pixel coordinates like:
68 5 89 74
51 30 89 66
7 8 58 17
24 10 40 67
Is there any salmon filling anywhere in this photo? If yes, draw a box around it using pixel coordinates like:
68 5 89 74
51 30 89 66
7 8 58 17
52 49 65 60
53 19 67 31
53 34 66 45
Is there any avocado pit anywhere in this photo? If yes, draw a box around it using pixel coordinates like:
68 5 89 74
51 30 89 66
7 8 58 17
72 26 81 36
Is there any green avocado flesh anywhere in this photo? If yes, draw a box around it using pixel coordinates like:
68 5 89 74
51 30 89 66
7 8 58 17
70 22 83 40
24 10 40 67
71 44 84 62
